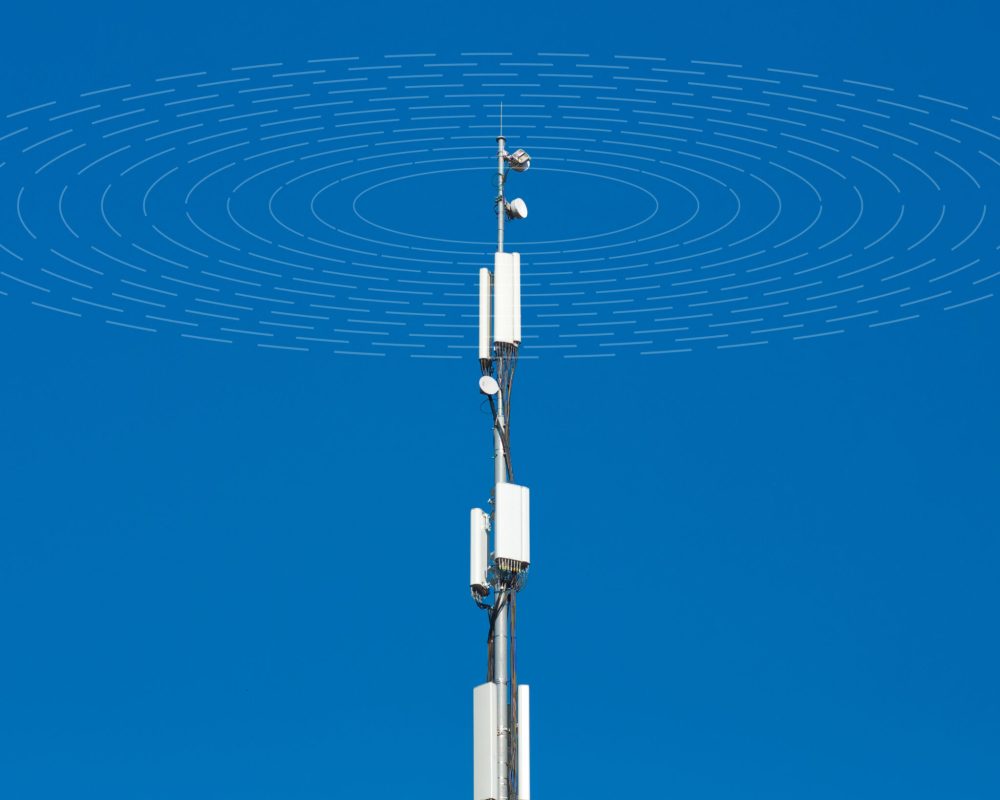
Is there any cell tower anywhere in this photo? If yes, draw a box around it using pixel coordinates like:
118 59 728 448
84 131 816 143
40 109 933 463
469 126 532 800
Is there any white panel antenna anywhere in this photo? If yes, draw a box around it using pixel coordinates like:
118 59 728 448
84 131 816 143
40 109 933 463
479 267 492 361
493 252 516 345
494 482 530 571
473 683 499 800
512 251 521 344
470 508 489 596
517 684 530 800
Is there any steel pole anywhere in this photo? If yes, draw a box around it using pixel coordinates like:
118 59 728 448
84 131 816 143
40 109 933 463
493 390 509 799
497 135 505 253
493 130 511 800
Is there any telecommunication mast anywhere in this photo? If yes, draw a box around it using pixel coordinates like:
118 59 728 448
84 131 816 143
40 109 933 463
469 125 532 800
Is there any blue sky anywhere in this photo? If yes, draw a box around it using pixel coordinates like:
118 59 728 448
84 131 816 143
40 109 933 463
1 1 998 798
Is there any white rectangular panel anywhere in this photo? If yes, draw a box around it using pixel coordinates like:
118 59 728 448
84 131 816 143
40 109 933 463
470 508 488 593
512 252 521 344
495 482 530 567
479 268 492 360
517 684 530 800
493 252 515 344
474 682 498 800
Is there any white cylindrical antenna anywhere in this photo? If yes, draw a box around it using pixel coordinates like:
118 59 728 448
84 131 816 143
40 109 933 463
512 251 522 345
479 267 492 361
470 508 488 595
517 684 530 800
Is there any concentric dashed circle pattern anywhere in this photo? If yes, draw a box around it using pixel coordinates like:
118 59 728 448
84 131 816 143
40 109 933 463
1 52 997 358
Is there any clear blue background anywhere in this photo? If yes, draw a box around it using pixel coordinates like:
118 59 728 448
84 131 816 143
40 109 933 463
1 1 998 797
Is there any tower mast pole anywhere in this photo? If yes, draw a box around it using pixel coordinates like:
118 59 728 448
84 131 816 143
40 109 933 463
497 130 506 253
473 124 530 800
493 127 510 800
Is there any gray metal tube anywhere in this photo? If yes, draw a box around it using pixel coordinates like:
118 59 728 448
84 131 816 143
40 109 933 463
497 135 505 253
493 127 511 799
493 392 509 799
494 592 509 799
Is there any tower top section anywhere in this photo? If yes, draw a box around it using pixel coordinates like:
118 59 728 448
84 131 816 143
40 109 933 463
496 130 531 253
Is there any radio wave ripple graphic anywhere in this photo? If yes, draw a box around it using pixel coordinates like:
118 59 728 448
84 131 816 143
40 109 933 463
1 52 997 358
